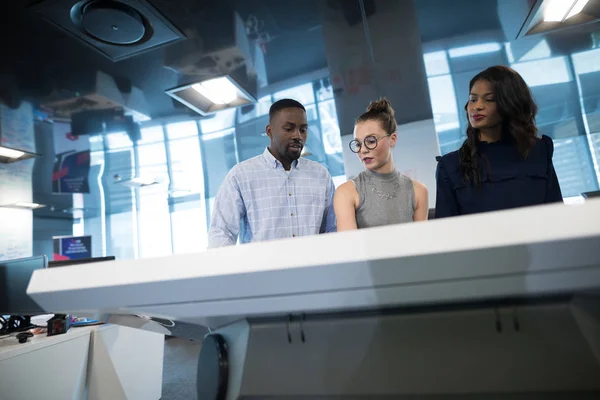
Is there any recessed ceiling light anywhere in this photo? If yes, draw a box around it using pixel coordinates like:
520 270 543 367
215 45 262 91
0 145 37 164
166 75 256 116
0 146 25 159
543 0 589 22
15 202 44 209
0 202 46 210
518 0 596 38
192 77 239 105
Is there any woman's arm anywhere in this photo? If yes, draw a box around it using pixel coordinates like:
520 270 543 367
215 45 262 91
333 181 359 231
546 163 563 203
542 135 563 203
434 158 460 218
412 180 429 221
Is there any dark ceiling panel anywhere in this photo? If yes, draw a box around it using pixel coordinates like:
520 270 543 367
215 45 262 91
0 0 506 120
415 0 501 43
1 0 330 119
264 27 328 84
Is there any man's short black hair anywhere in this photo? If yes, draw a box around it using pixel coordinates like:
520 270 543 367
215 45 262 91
269 99 306 121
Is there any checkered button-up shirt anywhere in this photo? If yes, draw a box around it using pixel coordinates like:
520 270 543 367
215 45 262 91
208 147 337 247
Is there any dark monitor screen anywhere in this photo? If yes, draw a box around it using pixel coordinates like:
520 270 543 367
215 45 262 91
48 256 115 268
0 255 48 316
582 191 600 199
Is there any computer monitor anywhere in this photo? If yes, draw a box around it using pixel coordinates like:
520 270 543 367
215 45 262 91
48 256 115 268
582 190 600 199
0 255 48 316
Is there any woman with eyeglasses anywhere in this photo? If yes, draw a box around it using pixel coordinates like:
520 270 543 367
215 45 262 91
334 98 429 231
434 66 563 218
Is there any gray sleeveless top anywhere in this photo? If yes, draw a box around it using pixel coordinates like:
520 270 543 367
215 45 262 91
351 169 415 229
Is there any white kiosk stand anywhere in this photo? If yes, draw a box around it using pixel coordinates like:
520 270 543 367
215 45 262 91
28 200 600 399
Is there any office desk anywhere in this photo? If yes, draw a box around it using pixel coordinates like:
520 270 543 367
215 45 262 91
0 324 164 400
0 325 92 400
27 200 600 398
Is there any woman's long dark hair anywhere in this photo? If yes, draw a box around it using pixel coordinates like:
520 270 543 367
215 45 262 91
459 65 539 186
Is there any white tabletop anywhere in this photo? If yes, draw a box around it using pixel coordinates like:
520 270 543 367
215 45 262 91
27 200 600 328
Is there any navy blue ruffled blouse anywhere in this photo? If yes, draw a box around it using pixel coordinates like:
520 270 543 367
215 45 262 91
435 135 563 218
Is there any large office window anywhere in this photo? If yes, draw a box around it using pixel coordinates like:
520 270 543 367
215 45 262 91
167 121 208 253
102 132 138 260
238 96 272 124
137 126 172 258
84 75 345 259
200 108 238 219
273 83 315 104
167 122 204 196
572 47 600 191
318 99 343 155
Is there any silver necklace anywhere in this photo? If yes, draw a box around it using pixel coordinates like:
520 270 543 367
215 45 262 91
366 171 401 200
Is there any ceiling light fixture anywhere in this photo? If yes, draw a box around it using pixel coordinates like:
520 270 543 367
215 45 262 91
0 145 37 164
0 202 46 210
0 147 25 159
543 0 589 22
15 202 44 209
0 102 38 163
516 0 597 38
192 77 238 105
166 75 256 116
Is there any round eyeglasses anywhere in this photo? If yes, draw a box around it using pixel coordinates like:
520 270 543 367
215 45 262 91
349 135 390 153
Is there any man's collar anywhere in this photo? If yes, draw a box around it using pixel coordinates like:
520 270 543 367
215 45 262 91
262 147 300 170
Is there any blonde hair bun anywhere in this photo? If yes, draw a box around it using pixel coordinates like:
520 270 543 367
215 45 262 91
366 98 395 118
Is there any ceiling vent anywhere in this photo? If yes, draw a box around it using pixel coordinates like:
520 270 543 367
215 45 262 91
31 0 185 61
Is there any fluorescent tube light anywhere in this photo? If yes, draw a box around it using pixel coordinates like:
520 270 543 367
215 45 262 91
544 0 588 22
0 202 46 209
0 146 25 159
566 0 589 20
192 77 238 105
166 75 256 116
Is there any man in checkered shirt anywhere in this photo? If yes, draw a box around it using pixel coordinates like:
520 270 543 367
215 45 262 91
208 99 337 247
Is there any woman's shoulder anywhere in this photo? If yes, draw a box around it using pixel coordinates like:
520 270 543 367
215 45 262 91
411 178 428 197
528 135 555 163
334 179 360 209
439 149 460 164
537 134 555 154
437 149 461 175
347 171 367 189
335 180 358 197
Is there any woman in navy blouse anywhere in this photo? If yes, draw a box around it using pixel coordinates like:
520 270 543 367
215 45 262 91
435 65 563 218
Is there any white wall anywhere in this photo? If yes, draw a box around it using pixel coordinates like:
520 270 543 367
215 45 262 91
341 119 440 206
